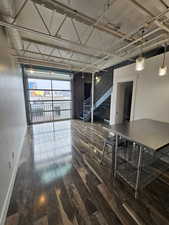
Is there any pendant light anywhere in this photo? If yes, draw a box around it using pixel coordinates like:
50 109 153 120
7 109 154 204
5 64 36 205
30 68 34 74
136 29 145 71
136 56 145 71
29 64 34 74
159 45 167 76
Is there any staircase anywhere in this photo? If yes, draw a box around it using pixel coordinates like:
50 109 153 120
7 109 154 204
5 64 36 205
81 87 112 122
79 68 113 122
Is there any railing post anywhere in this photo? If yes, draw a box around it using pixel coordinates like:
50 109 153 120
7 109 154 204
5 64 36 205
91 72 95 123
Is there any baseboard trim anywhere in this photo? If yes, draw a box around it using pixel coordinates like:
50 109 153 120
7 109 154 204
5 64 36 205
0 126 27 225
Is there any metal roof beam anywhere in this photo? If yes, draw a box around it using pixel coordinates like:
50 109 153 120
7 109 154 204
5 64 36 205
79 2 169 72
33 2 51 35
19 49 99 66
12 0 28 24
31 0 133 41
16 56 95 72
126 0 169 34
0 19 112 56
22 37 102 59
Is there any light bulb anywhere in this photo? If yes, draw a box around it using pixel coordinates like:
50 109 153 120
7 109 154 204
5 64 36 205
159 65 167 76
136 56 145 71
29 69 34 74
96 76 101 83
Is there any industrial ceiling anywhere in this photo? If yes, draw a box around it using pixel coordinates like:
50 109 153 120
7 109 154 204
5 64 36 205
0 0 169 72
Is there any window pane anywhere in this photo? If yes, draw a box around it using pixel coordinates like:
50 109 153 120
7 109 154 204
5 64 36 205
52 80 71 90
53 101 71 110
52 91 71 100
54 110 72 120
31 110 53 123
30 101 53 112
27 76 72 123
29 90 52 101
28 79 51 89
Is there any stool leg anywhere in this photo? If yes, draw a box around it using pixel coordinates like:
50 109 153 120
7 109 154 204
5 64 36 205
114 134 118 177
112 144 115 170
100 140 106 164
135 146 143 198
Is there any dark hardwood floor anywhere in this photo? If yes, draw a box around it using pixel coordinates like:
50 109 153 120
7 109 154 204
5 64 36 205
5 120 169 225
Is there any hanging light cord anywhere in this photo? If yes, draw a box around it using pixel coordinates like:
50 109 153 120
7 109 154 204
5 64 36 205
162 45 167 67
141 28 144 57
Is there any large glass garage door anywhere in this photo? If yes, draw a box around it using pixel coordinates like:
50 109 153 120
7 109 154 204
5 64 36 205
27 78 72 124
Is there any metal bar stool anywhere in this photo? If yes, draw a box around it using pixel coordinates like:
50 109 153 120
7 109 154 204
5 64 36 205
100 132 115 165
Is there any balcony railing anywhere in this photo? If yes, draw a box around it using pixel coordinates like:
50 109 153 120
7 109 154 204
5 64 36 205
29 101 72 123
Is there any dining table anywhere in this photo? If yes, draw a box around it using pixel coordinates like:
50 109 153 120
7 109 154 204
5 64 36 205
111 119 169 198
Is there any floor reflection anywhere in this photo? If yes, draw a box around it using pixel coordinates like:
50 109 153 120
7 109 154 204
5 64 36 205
6 119 169 225
32 120 72 185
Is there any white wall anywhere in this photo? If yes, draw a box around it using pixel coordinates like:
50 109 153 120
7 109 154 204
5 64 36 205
110 51 169 124
0 29 27 225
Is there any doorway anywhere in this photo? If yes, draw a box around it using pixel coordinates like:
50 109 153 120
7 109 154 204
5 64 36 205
115 81 133 124
84 83 91 100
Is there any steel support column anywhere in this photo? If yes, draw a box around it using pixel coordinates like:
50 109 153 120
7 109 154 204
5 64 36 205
91 72 95 123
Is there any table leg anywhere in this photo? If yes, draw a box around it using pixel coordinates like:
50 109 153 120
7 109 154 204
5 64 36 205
100 140 106 164
114 134 118 178
135 145 143 198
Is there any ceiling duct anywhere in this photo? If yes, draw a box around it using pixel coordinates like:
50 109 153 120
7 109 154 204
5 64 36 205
0 0 23 52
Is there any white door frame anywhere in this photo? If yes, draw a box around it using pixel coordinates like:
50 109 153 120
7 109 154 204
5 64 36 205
110 75 137 125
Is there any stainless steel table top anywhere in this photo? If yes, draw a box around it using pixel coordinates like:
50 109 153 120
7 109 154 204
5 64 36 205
111 119 169 151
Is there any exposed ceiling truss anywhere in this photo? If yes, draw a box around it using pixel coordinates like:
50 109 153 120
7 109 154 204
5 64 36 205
31 0 134 41
22 37 102 59
16 55 85 71
80 0 169 72
1 0 169 72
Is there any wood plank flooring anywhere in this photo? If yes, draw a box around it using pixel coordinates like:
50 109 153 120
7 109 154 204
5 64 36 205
5 120 169 225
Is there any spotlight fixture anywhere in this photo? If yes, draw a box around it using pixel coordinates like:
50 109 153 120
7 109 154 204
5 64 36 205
159 45 167 76
136 29 145 72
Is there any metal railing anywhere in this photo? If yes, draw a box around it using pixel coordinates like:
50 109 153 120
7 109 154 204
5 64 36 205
29 101 72 123
82 87 112 121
